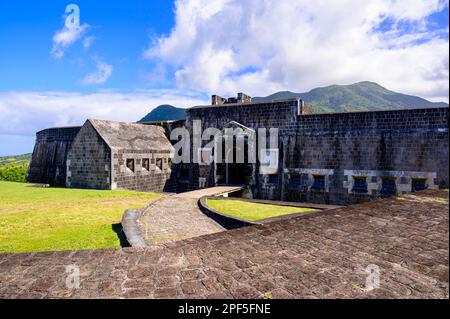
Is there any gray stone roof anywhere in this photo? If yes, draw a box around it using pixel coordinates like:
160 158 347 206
88 119 174 152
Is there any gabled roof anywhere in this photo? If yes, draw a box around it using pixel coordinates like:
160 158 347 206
224 121 256 134
87 119 174 152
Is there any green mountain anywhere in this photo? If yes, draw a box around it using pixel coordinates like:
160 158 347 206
139 104 187 123
139 82 448 122
254 81 448 113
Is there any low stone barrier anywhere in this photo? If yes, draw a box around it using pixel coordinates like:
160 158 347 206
198 196 255 229
121 209 148 248
121 197 169 247
199 196 331 228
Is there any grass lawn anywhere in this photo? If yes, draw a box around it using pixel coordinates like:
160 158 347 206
206 199 317 221
0 182 160 253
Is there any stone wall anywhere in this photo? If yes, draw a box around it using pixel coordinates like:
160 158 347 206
66 122 111 190
188 100 301 131
179 103 448 204
112 150 173 192
282 107 449 204
27 126 81 186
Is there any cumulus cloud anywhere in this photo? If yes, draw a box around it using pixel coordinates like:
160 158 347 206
51 24 90 59
83 36 96 49
146 0 449 101
80 59 114 85
0 90 208 137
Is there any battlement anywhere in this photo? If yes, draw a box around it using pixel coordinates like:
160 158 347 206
212 92 253 105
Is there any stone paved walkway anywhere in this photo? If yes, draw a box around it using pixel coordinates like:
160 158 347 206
0 190 448 299
138 187 242 244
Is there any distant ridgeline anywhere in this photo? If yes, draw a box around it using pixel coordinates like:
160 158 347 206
139 105 187 123
253 81 448 113
0 154 31 182
138 82 448 122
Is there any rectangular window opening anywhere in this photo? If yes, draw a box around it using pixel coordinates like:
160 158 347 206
156 159 163 170
412 178 427 192
380 177 397 196
352 176 368 194
142 158 150 171
126 159 135 173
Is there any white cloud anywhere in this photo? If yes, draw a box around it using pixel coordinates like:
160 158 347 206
0 90 208 137
83 36 95 49
146 0 449 102
80 59 114 85
51 24 90 59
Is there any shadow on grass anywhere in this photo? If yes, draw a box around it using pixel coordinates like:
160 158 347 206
112 223 131 248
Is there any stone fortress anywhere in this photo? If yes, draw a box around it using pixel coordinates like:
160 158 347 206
27 119 174 193
27 93 449 205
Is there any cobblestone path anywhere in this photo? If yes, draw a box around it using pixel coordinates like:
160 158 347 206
138 187 242 244
0 190 448 299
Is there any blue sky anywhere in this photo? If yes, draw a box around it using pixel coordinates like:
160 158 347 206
0 0 175 92
0 0 448 156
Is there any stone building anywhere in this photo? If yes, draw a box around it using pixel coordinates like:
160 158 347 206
169 93 449 204
65 119 174 192
27 119 174 192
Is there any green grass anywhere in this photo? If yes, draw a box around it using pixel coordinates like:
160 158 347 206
206 199 317 221
435 197 449 203
0 182 160 253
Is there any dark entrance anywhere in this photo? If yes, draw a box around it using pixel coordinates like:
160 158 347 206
227 163 248 185
216 135 253 186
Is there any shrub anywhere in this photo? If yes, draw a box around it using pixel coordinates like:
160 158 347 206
0 163 28 182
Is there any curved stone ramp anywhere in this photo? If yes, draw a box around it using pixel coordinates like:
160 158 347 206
138 187 243 245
